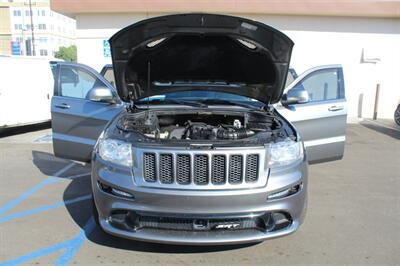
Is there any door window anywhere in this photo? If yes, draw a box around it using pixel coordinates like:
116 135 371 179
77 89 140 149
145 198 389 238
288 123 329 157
102 68 116 87
292 69 343 103
60 66 99 99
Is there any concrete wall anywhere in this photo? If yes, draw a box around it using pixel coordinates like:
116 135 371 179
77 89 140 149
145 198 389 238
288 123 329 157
75 13 400 120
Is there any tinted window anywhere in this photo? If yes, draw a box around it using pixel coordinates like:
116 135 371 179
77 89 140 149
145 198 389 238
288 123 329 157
60 66 97 99
295 69 341 102
103 68 115 87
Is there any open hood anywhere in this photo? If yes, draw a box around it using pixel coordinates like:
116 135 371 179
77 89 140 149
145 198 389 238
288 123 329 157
109 14 294 104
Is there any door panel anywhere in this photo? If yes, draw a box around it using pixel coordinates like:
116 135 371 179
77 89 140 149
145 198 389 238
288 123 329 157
51 63 123 162
276 65 347 163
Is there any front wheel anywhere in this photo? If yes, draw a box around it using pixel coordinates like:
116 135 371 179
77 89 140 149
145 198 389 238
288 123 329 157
394 105 400 126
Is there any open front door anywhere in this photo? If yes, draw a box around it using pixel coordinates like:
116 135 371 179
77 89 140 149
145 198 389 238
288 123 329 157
276 65 347 163
51 62 124 162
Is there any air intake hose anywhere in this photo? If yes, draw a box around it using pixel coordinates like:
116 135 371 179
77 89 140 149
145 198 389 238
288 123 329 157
216 128 255 140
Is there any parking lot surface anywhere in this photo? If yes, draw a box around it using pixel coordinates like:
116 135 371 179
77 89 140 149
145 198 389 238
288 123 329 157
0 122 399 265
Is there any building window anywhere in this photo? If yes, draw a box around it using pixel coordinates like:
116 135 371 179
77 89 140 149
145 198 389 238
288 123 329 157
41 10 46 16
16 37 23 43
39 37 47 43
25 24 31 30
14 24 23 30
13 10 21 16
38 24 47 30
39 49 48 56
25 10 32 16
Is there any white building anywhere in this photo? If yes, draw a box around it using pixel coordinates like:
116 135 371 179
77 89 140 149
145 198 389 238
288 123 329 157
51 0 400 120
1 0 76 56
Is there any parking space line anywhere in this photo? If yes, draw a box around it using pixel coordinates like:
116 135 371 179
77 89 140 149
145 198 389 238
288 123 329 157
1 217 96 266
0 177 58 216
0 194 92 224
0 162 76 216
54 217 96 266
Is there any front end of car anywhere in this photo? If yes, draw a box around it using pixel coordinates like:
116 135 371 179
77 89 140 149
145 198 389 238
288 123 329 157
91 118 308 245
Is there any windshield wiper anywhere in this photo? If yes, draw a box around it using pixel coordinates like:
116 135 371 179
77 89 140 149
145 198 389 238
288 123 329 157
199 99 262 110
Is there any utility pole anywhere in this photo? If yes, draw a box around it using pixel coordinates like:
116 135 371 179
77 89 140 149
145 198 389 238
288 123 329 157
28 0 36 56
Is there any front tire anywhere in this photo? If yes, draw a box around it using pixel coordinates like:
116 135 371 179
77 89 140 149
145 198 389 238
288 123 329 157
394 105 400 126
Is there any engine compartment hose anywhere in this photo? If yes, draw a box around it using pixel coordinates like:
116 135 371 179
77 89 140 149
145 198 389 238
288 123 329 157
216 128 255 139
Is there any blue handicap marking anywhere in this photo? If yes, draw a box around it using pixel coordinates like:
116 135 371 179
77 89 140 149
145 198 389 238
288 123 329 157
1 216 96 266
0 162 94 266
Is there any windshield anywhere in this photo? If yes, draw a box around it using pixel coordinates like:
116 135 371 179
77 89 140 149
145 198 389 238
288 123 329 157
136 90 264 107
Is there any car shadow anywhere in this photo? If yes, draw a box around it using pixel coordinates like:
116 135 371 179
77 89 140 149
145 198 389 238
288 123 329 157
360 121 400 140
32 150 258 253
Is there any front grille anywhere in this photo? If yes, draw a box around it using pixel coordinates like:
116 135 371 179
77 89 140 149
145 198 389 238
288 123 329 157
245 154 259 182
142 151 260 187
143 153 156 182
229 155 243 184
176 155 191 184
159 154 173 184
136 215 268 232
194 155 209 185
212 155 226 184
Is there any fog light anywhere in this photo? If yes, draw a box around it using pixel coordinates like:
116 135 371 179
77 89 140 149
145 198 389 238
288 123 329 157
98 182 135 199
267 183 302 200
271 212 291 231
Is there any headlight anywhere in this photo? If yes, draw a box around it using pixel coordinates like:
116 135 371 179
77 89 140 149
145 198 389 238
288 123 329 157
98 138 132 167
267 138 304 167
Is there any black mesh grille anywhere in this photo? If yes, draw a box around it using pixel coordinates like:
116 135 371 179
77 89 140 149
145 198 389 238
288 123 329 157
142 152 259 185
245 154 259 182
143 153 156 182
137 215 267 232
229 155 243 184
159 154 173 184
176 154 191 184
194 155 209 185
212 155 226 184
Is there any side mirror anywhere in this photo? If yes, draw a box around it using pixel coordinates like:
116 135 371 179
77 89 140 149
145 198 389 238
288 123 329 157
87 86 116 104
281 89 309 106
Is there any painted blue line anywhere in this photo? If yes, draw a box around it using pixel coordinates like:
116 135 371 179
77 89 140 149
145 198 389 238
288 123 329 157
0 194 92 224
0 177 59 216
0 238 75 266
0 217 96 266
54 217 96 266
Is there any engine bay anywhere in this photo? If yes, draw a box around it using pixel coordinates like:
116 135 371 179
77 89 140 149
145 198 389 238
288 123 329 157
117 109 290 143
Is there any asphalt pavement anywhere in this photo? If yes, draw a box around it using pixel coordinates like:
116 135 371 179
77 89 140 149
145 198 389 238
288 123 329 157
0 121 399 265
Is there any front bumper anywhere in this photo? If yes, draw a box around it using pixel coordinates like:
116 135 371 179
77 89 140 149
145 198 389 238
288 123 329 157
91 155 308 245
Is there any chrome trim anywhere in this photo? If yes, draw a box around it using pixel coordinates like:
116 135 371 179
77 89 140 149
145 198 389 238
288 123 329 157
133 146 268 190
